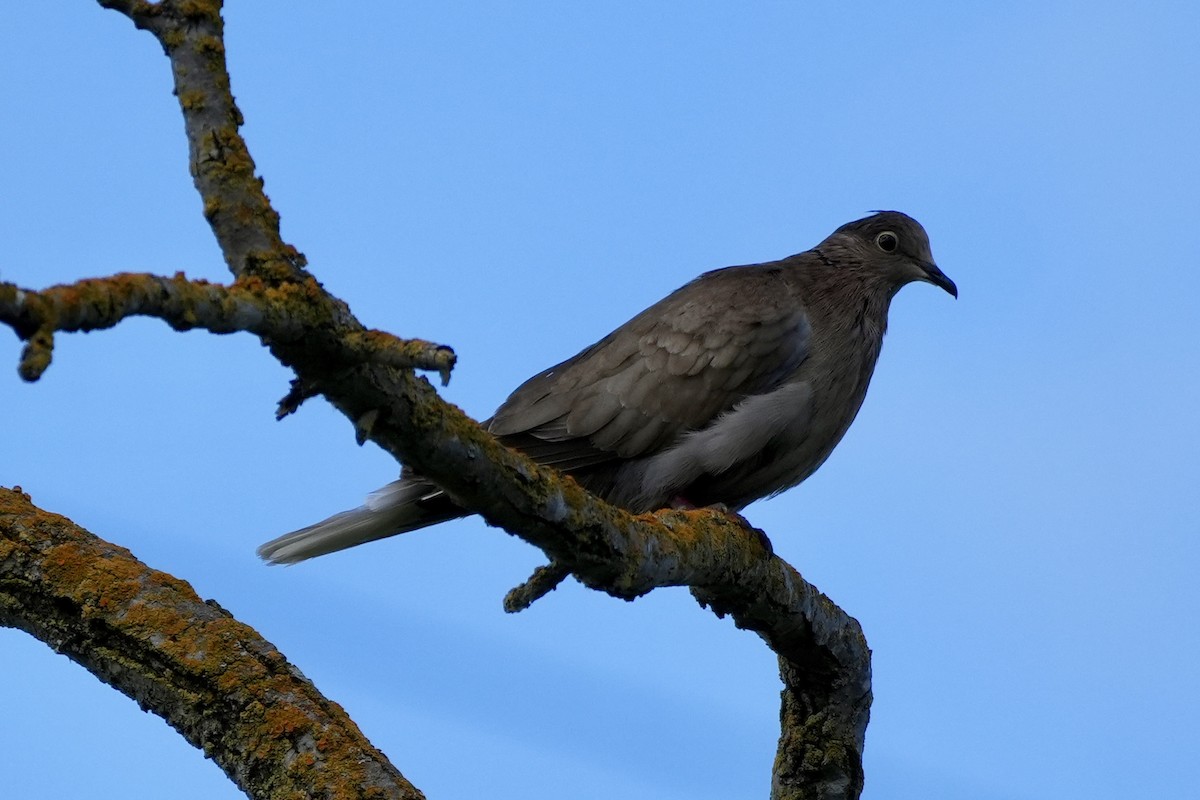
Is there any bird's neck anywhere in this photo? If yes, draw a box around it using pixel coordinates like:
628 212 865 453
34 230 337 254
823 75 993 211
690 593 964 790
800 268 893 388
796 255 893 345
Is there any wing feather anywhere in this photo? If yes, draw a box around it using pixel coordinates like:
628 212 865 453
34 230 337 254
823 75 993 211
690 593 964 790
487 261 813 475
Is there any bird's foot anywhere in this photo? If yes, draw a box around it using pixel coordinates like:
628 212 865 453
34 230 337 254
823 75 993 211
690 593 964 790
668 499 773 555
711 505 773 556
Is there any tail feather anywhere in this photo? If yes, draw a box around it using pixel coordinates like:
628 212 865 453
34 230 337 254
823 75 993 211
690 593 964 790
258 478 463 564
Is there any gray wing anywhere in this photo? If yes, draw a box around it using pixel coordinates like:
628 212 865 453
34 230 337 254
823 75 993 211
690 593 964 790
487 262 812 474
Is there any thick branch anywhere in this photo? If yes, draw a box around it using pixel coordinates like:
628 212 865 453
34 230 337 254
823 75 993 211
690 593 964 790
0 487 424 800
774 657 870 800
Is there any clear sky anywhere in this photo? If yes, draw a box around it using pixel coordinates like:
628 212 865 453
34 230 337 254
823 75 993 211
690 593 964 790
2 3 1198 798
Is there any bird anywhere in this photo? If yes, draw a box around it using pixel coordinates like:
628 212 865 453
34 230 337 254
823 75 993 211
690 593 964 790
259 211 956 564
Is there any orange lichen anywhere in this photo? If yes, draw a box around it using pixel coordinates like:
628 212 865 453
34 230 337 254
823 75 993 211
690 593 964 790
263 704 310 738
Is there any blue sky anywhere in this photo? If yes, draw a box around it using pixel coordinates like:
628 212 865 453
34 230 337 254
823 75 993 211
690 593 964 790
2 3 1198 798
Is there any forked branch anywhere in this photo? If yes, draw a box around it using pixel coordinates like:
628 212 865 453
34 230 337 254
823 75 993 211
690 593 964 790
0 2 873 798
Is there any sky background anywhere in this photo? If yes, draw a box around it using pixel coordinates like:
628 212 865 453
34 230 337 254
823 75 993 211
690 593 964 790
2 2 1198 798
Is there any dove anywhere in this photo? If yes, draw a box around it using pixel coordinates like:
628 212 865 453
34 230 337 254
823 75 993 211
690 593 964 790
259 211 955 564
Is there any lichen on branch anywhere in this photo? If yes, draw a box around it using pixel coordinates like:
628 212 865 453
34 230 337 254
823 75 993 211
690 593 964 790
0 486 425 800
0 273 455 383
0 1 878 798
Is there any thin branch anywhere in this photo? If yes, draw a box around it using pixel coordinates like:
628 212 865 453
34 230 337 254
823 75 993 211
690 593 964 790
0 487 424 800
96 0 161 30
341 331 457 386
504 561 571 613
101 0 301 281
0 275 454 383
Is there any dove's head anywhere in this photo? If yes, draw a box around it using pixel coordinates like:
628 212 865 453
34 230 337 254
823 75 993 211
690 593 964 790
826 211 957 298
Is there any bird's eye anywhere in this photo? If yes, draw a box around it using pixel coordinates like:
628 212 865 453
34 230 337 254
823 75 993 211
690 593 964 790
876 231 898 253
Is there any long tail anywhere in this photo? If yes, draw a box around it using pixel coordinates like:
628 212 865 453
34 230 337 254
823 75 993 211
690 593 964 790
257 478 464 564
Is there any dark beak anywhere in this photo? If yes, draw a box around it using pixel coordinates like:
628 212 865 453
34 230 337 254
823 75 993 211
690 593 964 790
920 261 958 298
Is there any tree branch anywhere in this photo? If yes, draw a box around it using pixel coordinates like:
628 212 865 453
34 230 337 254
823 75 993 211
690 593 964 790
6 2 879 797
0 487 424 800
504 561 571 613
0 274 454 383
102 0 301 282
235 347 874 799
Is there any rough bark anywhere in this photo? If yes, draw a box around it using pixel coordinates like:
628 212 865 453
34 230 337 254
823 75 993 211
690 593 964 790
1 2 873 798
0 487 424 800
